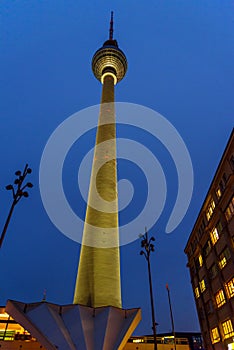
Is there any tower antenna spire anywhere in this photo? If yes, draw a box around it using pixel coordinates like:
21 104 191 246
109 11 114 40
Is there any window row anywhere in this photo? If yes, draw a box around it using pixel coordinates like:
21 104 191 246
188 184 233 258
194 276 234 302
195 246 231 276
211 319 234 344
194 222 223 269
204 192 233 231
194 279 207 298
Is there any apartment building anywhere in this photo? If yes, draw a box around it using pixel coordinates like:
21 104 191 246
185 129 234 350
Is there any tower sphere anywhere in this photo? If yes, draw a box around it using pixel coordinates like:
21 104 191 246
92 39 127 84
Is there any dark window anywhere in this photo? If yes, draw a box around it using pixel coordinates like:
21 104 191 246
199 307 205 320
225 196 234 221
209 264 218 279
192 238 198 253
230 155 234 170
198 228 203 239
206 299 214 314
203 240 212 256
223 173 227 183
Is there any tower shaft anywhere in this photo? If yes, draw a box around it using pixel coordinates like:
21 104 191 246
73 75 121 308
73 12 127 309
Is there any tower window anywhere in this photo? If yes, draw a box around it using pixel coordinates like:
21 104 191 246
222 319 234 339
210 327 220 344
215 289 226 308
225 277 234 298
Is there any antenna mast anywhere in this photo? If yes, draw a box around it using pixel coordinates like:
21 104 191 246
109 11 114 40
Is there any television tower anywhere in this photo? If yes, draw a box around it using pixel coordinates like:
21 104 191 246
73 12 127 308
5 15 141 350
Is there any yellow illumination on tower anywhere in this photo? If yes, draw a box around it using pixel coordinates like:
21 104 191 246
73 12 127 308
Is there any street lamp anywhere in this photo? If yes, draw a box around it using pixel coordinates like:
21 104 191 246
0 164 33 248
140 228 157 350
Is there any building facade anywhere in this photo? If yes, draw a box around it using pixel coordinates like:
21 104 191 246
185 129 234 350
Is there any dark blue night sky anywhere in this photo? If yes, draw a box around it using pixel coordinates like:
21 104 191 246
0 0 233 336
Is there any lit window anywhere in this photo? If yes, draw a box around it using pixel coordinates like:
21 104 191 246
218 247 231 269
133 338 144 343
210 327 220 344
216 187 222 199
0 312 10 320
199 279 206 293
215 289 226 307
0 310 32 341
225 196 234 221
195 287 200 299
222 319 234 339
206 199 216 221
210 227 220 245
225 277 234 298
219 257 227 269
198 254 203 267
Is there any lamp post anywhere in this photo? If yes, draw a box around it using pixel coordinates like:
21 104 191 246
166 284 176 350
0 164 33 248
140 228 157 350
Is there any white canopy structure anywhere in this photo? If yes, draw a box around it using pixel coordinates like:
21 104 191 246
6 300 141 350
